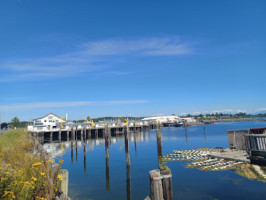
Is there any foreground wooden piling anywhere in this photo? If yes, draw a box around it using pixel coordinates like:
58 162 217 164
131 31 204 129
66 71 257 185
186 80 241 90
126 165 131 200
161 170 173 200
146 129 173 200
156 129 163 170
149 170 164 200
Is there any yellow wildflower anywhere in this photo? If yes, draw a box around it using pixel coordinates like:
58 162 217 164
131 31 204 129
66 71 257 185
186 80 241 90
40 172 45 177
32 162 42 167
31 177 37 181
57 174 63 181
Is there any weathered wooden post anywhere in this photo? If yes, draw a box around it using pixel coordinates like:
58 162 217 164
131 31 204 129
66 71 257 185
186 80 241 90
75 140 78 162
71 141 73 165
67 130 69 141
124 126 131 167
88 128 91 139
84 127 87 141
50 131 53 143
71 127 74 141
134 130 137 155
75 126 78 140
81 128 84 142
95 128 98 139
84 143 86 173
149 170 164 200
59 130 61 142
126 165 131 200
156 129 163 170
105 125 110 191
60 169 69 198
161 170 173 200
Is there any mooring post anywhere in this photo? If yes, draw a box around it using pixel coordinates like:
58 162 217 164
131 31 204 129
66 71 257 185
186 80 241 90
67 130 69 141
161 170 173 200
95 128 98 139
124 126 131 166
156 129 163 170
60 169 69 198
71 127 74 141
149 170 164 200
81 128 84 142
84 142 86 173
88 128 91 139
71 141 73 165
84 127 87 141
126 165 131 200
75 139 78 162
50 131 53 143
59 130 62 142
75 126 78 141
105 125 110 191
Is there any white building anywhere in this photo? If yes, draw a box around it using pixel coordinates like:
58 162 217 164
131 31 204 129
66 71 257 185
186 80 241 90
27 113 66 132
180 117 197 123
142 115 181 124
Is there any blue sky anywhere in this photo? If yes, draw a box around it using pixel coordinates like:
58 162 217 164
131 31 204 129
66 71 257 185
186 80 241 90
0 0 266 122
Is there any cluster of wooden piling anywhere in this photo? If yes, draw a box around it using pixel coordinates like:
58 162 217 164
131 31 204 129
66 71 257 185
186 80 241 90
34 124 159 144
145 129 173 200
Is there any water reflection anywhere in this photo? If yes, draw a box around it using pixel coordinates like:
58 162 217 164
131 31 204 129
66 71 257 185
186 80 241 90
203 125 207 143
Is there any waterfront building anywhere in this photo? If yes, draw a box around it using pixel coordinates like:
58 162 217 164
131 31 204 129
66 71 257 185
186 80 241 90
142 115 181 124
27 113 66 132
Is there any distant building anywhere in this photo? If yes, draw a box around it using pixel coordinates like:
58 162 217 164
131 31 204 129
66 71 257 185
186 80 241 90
180 117 197 123
142 115 181 124
27 113 66 132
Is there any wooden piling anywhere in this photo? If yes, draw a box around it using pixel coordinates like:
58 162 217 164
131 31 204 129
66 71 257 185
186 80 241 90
67 130 69 141
105 125 110 191
71 141 73 165
84 143 86 173
59 130 61 142
50 131 53 142
156 129 163 170
149 170 164 200
161 170 173 200
88 129 91 139
124 127 131 166
95 128 98 139
126 165 131 200
71 127 74 141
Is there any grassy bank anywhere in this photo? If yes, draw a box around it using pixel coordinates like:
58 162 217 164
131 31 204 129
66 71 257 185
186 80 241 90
0 130 62 200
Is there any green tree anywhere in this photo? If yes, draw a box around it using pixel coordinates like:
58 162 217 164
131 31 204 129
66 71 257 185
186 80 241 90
11 117 20 128
87 116 91 121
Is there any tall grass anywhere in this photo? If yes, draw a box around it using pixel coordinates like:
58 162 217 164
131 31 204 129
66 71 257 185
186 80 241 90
0 129 25 149
0 130 62 200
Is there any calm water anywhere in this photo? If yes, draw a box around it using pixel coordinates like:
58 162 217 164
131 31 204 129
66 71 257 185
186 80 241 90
49 121 266 200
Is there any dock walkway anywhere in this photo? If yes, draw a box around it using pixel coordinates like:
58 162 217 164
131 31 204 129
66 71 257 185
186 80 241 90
209 148 250 163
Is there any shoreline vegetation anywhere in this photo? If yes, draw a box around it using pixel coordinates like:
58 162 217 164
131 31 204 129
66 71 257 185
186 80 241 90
1 113 266 129
0 130 64 200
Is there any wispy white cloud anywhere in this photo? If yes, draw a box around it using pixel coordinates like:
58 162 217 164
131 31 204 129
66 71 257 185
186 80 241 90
257 108 266 111
83 37 193 56
0 100 149 111
0 37 196 82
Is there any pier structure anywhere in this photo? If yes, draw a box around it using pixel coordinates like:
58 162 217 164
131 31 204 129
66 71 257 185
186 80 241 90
31 123 161 143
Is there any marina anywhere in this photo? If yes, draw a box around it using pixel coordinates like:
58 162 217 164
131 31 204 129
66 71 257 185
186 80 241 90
40 121 266 200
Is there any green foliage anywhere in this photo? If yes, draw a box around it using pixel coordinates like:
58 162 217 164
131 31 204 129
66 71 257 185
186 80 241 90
0 130 63 200
0 130 25 149
11 117 21 128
